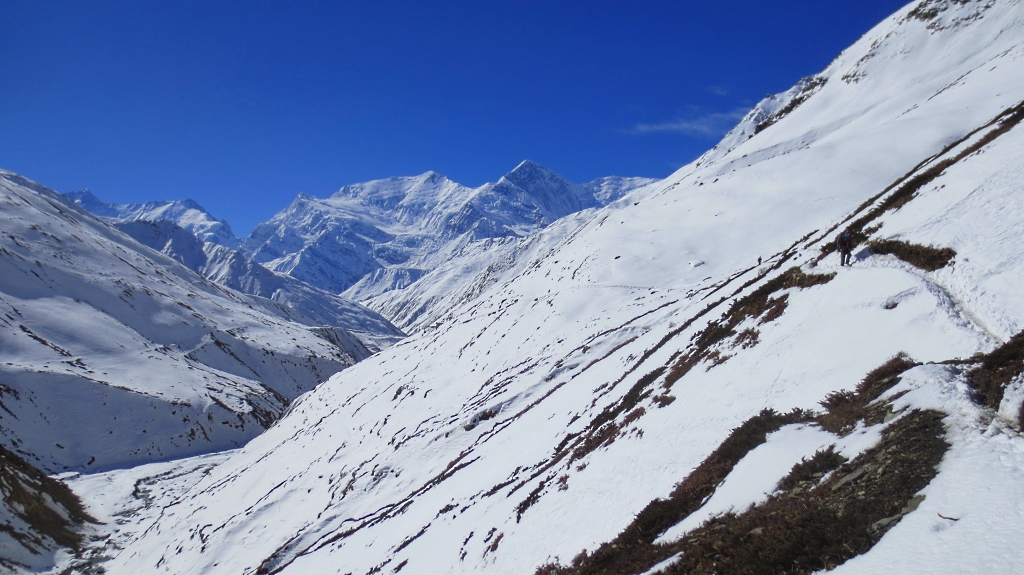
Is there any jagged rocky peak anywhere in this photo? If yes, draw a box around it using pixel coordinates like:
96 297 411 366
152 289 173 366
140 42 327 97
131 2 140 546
65 189 119 217
501 160 574 196
495 160 590 221
492 160 657 218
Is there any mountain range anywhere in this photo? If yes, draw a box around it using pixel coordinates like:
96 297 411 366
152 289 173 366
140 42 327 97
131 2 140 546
70 162 655 331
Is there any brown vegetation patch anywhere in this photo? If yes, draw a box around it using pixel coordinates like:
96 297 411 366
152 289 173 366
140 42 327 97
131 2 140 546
515 482 547 523
657 409 947 575
732 329 759 349
817 353 919 434
776 446 847 492
536 408 947 575
540 409 811 575
535 355 939 575
566 368 666 464
869 239 956 271
967 331 1024 416
664 268 835 389
652 394 676 408
0 445 95 556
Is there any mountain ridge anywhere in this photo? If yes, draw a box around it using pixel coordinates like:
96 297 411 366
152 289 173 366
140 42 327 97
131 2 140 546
241 161 657 297
69 163 655 308
66 189 241 249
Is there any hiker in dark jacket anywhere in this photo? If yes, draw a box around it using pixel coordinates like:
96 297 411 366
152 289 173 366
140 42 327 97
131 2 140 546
837 232 853 266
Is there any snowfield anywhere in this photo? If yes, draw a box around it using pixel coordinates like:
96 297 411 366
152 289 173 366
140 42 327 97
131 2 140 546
7 0 1024 573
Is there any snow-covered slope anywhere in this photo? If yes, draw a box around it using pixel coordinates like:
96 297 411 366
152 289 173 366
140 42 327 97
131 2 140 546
360 210 596 331
70 1 1024 574
0 170 394 476
357 173 661 332
66 189 240 248
112 219 404 352
242 162 655 298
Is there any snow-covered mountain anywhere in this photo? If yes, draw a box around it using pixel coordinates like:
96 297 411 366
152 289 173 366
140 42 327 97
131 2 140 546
111 219 404 352
242 162 656 298
68 165 655 332
66 189 241 248
53 1 1024 574
359 209 596 331
0 169 403 479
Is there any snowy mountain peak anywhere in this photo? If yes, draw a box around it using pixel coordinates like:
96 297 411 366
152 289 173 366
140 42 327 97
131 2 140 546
65 189 118 217
494 160 584 216
328 171 464 220
243 163 655 298
65 190 240 248
502 160 568 189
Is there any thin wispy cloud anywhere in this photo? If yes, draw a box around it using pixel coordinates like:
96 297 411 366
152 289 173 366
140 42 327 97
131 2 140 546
630 107 749 137
705 86 729 96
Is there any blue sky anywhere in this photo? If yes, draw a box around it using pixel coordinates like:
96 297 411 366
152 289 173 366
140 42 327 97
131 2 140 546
1 1 909 235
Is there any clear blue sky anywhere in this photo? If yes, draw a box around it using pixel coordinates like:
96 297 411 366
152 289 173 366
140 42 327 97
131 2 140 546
1 0 909 235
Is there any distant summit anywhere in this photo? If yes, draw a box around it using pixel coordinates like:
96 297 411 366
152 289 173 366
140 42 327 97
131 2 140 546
66 189 240 248
241 162 657 298
66 163 656 327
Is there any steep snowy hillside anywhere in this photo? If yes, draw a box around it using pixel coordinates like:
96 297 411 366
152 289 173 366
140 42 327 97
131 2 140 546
66 189 240 248
71 1 1024 574
242 162 655 298
112 219 404 352
0 170 399 479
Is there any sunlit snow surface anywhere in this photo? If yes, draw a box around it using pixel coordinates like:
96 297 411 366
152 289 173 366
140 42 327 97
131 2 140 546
57 1 1024 573
66 189 241 249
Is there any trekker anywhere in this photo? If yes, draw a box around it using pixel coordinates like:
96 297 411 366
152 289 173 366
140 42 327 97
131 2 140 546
837 231 853 266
